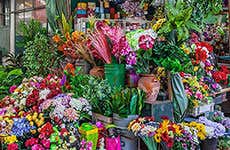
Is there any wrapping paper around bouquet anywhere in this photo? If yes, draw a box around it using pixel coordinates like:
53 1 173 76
106 136 121 150
79 123 99 150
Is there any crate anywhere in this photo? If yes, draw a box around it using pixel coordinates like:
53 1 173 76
189 103 215 117
142 100 174 122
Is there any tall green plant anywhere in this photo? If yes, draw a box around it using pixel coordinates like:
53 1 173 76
16 19 47 49
46 0 72 33
23 33 59 77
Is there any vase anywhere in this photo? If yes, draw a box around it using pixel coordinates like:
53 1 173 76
104 64 125 87
89 66 104 78
138 74 160 103
200 138 218 150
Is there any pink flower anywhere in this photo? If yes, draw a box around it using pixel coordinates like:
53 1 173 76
41 139 50 149
138 35 155 50
126 52 137 65
9 85 17 93
31 144 45 150
195 91 203 99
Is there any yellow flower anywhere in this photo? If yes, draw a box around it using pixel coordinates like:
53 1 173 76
173 124 182 135
154 133 161 143
197 132 206 140
26 115 32 121
194 66 199 72
31 129 37 134
152 18 166 31
4 135 17 144
192 100 199 108
180 44 190 55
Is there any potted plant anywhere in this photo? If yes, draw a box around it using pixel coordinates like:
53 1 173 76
126 29 160 103
88 21 135 87
111 87 145 127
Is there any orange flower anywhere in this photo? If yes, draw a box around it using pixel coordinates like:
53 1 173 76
52 35 61 43
64 63 75 76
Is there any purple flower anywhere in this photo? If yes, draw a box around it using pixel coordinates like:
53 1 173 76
222 118 230 129
126 52 137 65
60 75 66 86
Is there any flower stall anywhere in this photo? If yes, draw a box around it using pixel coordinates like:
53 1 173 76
0 0 230 150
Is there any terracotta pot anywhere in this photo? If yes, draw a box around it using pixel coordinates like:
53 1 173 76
138 74 160 103
89 66 104 78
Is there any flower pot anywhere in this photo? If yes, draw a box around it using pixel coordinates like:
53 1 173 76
113 113 138 129
90 66 104 78
200 138 217 150
104 64 125 87
92 112 112 125
138 74 160 103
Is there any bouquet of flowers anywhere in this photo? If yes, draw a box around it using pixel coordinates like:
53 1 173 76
128 117 158 150
182 73 211 108
183 121 207 140
198 116 226 139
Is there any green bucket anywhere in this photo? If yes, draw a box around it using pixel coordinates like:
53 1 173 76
104 64 125 87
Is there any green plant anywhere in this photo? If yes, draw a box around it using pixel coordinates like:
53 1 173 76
16 19 47 50
153 42 191 73
5 52 24 68
69 71 113 117
23 33 60 77
46 0 72 33
135 49 154 74
185 0 222 28
158 0 200 44
218 137 230 150
0 66 24 99
111 88 145 118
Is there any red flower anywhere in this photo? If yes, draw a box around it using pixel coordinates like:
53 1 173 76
167 138 174 148
212 71 228 84
196 42 213 53
7 143 18 150
25 138 39 147
161 131 170 142
161 116 169 120
220 65 229 74
195 47 208 63
39 122 54 138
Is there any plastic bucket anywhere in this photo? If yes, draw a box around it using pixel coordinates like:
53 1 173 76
200 138 217 150
104 64 125 87
113 114 138 129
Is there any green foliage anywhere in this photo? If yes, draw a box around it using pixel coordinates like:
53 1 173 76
185 0 223 28
16 19 47 49
69 71 113 117
218 137 230 149
158 0 200 43
135 49 154 74
46 0 72 33
0 66 24 99
23 33 59 77
153 42 190 73
111 88 145 118
5 52 24 68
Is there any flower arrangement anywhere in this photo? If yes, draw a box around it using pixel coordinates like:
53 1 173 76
198 116 226 139
183 121 207 140
212 65 229 85
53 31 96 66
182 73 211 108
88 21 135 65
154 118 183 148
